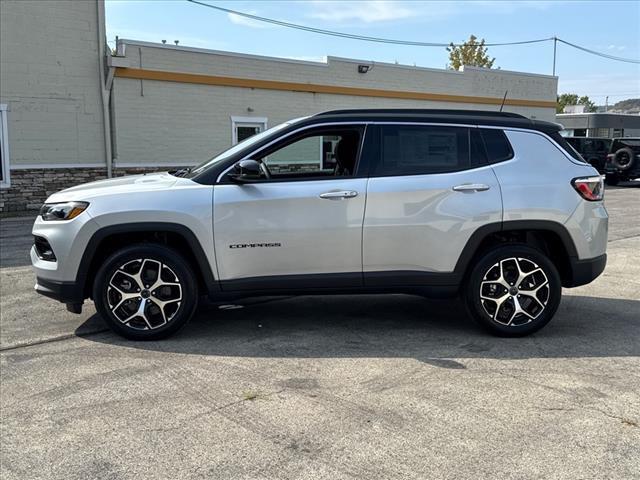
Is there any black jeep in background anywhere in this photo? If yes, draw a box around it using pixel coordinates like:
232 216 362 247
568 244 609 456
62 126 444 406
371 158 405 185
604 138 640 185
566 136 640 185
566 137 611 173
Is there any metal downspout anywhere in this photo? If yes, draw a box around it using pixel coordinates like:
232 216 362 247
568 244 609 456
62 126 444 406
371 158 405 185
96 0 113 178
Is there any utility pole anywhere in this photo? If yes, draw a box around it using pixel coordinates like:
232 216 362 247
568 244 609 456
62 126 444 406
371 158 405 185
552 37 558 76
605 96 609 112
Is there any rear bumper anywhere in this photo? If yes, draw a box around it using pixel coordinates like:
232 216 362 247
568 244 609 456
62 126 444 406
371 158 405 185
565 254 607 288
35 277 84 313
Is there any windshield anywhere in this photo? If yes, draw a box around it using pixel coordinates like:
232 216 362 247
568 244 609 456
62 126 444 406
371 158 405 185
185 120 300 176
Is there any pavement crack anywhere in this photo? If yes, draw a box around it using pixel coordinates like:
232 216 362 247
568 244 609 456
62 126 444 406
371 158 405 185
0 328 110 352
608 233 640 243
535 405 638 427
145 389 285 433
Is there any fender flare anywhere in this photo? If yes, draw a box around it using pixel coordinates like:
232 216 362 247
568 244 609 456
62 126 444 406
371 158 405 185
453 220 579 276
76 222 219 297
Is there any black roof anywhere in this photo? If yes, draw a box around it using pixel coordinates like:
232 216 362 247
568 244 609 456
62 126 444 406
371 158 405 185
311 108 562 133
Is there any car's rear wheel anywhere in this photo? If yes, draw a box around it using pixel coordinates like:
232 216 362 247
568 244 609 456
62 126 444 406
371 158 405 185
465 245 561 337
93 244 198 340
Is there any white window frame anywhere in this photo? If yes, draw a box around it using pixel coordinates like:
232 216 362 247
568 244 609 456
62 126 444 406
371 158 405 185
231 116 268 145
0 104 10 188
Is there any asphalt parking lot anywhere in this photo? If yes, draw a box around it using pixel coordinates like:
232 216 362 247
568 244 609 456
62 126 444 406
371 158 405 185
1 183 639 480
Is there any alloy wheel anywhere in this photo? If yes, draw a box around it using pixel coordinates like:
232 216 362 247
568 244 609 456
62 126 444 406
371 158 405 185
479 257 550 326
107 258 182 330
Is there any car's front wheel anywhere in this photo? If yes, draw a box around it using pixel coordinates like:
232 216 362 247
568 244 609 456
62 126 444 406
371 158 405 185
465 245 562 337
93 244 198 340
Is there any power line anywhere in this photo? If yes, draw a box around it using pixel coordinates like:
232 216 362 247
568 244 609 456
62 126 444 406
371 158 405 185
186 0 552 48
186 0 640 65
557 38 640 64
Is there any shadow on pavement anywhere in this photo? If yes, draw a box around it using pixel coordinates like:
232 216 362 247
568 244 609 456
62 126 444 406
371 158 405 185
79 294 640 364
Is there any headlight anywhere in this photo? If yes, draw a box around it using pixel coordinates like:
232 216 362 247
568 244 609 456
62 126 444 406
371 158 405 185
39 201 89 221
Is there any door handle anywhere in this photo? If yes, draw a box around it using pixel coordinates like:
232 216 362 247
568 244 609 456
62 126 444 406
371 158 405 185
452 183 490 192
319 190 359 199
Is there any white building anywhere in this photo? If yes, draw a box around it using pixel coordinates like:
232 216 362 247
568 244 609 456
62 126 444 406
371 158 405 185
0 0 558 213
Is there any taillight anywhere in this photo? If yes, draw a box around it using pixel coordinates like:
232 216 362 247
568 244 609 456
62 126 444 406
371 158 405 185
572 176 604 201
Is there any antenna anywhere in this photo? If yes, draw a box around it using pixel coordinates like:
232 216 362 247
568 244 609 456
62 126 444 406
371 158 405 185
499 90 508 112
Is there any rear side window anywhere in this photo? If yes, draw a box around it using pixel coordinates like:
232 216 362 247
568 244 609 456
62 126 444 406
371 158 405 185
548 132 586 163
374 125 473 176
480 129 514 163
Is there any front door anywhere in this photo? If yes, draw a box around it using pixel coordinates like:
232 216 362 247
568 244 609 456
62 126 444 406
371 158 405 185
214 125 368 291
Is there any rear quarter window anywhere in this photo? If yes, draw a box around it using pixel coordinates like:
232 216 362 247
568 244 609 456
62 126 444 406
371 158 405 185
548 132 587 163
479 129 514 163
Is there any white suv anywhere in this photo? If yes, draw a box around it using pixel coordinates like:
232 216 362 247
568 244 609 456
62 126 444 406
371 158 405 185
31 110 608 339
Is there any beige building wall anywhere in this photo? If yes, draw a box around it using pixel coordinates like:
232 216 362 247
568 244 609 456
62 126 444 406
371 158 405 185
0 0 106 168
112 41 558 168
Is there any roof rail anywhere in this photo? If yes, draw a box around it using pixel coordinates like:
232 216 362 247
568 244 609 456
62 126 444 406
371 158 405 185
315 108 527 119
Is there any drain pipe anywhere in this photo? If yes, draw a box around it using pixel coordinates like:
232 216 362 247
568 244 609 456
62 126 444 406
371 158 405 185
96 0 113 178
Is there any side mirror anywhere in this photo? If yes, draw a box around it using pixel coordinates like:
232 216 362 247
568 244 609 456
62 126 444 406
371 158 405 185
228 159 263 183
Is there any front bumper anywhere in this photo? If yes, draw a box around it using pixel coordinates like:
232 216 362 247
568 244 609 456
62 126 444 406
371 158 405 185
565 254 607 288
35 277 85 313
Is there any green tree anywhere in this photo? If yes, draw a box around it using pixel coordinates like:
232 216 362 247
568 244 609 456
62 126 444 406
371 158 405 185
557 93 597 113
447 35 495 70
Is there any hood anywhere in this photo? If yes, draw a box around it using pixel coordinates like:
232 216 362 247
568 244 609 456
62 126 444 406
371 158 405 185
46 173 180 203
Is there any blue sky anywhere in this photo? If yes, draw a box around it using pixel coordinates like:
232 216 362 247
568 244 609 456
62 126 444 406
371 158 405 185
106 0 640 104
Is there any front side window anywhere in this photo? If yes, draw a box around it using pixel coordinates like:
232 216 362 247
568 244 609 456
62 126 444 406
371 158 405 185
374 125 472 176
252 127 364 180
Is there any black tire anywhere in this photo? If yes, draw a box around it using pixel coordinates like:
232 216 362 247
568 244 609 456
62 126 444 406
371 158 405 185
605 174 620 186
613 148 635 171
93 244 198 340
464 244 561 337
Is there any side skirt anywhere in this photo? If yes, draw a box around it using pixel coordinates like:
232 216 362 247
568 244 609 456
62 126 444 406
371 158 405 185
217 271 460 300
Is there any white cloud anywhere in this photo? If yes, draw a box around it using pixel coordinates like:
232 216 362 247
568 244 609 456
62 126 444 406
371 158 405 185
306 0 560 24
473 1 559 13
227 11 272 29
308 1 418 23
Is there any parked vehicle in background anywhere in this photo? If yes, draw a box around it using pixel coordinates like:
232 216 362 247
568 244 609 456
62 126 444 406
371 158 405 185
31 110 608 340
565 137 612 173
604 138 640 185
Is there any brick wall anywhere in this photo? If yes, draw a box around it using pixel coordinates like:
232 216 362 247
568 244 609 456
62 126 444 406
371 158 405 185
0 166 182 213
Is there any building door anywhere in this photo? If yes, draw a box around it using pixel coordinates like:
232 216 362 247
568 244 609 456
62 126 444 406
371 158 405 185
213 125 368 290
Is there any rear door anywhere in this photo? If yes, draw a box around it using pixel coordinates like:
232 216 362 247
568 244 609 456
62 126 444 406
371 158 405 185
362 124 503 285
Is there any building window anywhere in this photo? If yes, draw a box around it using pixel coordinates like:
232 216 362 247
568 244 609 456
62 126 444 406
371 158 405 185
0 104 9 188
231 116 268 145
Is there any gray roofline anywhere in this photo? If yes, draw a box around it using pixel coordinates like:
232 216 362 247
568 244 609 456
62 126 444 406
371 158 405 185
117 39 554 79
118 39 330 68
